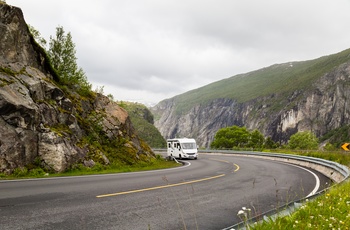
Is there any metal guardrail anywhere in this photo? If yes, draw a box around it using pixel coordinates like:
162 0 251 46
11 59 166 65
198 150 350 183
154 149 350 229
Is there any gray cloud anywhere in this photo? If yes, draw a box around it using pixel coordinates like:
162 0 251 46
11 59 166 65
7 0 350 105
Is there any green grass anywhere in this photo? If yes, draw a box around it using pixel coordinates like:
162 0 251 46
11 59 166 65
162 48 350 115
251 181 350 229
120 101 167 148
264 149 350 166
0 155 180 180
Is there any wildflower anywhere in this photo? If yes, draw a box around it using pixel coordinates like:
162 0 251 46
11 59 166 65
237 207 250 230
237 210 245 216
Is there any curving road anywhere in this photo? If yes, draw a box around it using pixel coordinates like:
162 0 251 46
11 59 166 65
0 153 331 230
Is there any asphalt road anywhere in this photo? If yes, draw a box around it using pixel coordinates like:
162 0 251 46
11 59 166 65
0 153 331 230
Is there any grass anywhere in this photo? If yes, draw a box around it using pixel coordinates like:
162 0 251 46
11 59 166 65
250 181 350 229
120 101 167 148
158 48 350 115
0 155 180 180
264 149 350 166
239 149 350 230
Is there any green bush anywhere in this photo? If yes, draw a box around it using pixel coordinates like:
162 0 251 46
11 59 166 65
28 168 46 177
211 126 274 149
13 167 29 177
288 131 318 150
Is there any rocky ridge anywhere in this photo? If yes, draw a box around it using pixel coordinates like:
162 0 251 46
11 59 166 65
152 54 350 148
0 4 154 174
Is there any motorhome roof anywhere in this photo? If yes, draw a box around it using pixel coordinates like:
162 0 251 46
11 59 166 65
167 138 196 142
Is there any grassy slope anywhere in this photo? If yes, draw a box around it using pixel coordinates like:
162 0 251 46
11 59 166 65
169 48 350 114
119 102 167 148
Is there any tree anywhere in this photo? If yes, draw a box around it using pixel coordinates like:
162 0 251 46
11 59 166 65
48 26 91 94
264 137 278 149
248 129 265 149
28 24 47 48
288 131 319 150
211 126 250 149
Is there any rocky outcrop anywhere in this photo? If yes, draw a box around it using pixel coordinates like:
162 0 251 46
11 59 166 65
152 61 350 148
0 4 154 174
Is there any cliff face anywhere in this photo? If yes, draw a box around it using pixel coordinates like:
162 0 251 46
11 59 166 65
152 60 350 148
0 4 153 173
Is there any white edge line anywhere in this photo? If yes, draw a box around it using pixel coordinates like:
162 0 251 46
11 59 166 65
280 162 320 197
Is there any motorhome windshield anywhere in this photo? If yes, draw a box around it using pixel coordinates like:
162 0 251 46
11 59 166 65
182 142 196 149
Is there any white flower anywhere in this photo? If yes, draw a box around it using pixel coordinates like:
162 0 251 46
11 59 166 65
237 210 245 216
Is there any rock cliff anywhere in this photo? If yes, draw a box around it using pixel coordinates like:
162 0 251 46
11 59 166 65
0 4 154 174
152 53 350 148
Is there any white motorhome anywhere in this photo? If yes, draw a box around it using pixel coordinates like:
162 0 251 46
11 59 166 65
167 138 198 160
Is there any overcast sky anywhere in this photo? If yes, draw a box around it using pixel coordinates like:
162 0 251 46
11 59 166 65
7 0 350 105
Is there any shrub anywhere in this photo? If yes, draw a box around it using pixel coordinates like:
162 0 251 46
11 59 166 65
288 131 319 150
13 167 29 177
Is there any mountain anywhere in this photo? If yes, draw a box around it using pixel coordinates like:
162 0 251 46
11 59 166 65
151 48 350 148
0 4 154 174
118 101 166 148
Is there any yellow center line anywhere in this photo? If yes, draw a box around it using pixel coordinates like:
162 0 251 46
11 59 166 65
96 174 225 198
209 158 240 173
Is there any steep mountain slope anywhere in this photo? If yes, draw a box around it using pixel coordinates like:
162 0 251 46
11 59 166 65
0 4 154 174
119 102 166 148
152 49 350 148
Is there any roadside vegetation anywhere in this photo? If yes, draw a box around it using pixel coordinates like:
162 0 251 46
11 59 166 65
247 168 350 229
0 155 179 179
